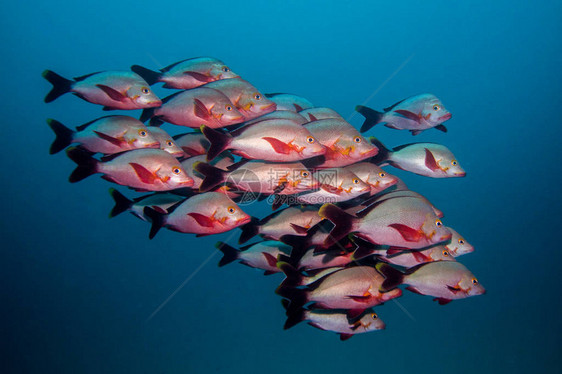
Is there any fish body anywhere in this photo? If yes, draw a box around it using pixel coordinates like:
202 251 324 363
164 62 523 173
444 227 474 256
47 116 160 155
131 57 239 89
296 168 370 204
202 120 325 162
108 188 185 221
43 70 161 109
264 93 314 112
343 163 398 195
142 87 244 128
319 197 452 249
173 133 210 157
216 240 291 274
244 110 308 126
298 248 355 271
371 139 466 178
66 147 193 191
147 127 185 157
304 119 378 168
144 192 250 238
377 261 485 304
204 78 276 120
298 107 343 122
356 94 451 135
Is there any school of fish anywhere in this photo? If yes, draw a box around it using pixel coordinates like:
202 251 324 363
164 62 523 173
43 56 484 341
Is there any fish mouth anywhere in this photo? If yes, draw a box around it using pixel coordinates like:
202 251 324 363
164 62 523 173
262 102 277 112
454 171 466 177
439 113 452 121
360 146 379 158
238 215 252 225
148 100 162 108
180 178 195 188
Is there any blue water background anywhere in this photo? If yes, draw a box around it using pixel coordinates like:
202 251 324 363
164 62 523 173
2 1 561 373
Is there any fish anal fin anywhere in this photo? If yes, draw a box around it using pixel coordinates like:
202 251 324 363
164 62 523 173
434 297 452 305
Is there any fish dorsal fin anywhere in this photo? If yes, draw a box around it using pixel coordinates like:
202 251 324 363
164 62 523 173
264 93 282 98
73 72 102 81
383 98 406 112
161 91 182 104
100 151 126 162
392 143 418 152
159 59 189 73
75 116 111 132
355 199 390 219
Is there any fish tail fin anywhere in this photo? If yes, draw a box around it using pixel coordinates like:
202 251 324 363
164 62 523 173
318 204 356 247
148 117 164 127
193 161 227 192
281 299 307 330
47 118 74 154
368 137 390 164
66 146 99 183
238 217 260 244
356 105 384 133
143 206 164 239
108 188 133 218
139 108 155 123
276 261 304 290
279 234 309 266
201 125 232 161
215 241 239 267
130 65 161 85
375 262 404 292
42 70 73 103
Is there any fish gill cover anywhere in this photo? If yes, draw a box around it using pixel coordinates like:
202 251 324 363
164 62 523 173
43 56 483 341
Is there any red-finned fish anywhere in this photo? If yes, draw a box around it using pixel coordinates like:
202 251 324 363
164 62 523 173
216 240 292 275
379 245 456 268
194 160 319 195
298 107 343 122
147 127 185 158
244 110 309 126
66 147 194 191
108 188 185 221
293 247 356 271
42 70 161 110
180 154 235 191
343 163 398 195
376 261 485 305
46 116 160 155
318 198 452 249
140 87 245 128
276 262 402 315
264 93 314 112
370 138 466 178
173 133 210 157
131 57 239 89
204 78 276 120
239 205 323 244
296 168 371 205
143 192 251 238
444 227 474 257
201 120 325 162
356 93 452 135
282 302 385 341
303 119 378 168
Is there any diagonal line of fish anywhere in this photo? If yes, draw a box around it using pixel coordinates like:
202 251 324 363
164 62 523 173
345 53 416 123
145 230 240 323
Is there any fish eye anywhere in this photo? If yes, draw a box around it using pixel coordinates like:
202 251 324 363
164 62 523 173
254 93 262 100
138 130 147 137
378 172 386 177
442 250 449 256
141 87 150 95
458 239 465 245
433 104 440 111
301 171 309 177
471 278 478 285
227 206 236 214
222 66 230 72
451 160 458 166
172 167 181 175
371 313 378 319
225 105 233 111
167 140 173 147
306 136 315 144
353 179 359 184
435 219 443 227
354 136 362 143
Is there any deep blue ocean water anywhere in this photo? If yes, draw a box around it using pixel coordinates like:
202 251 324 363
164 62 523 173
2 1 561 373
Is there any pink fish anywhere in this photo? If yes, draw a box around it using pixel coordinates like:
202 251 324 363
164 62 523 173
343 163 398 195
376 261 485 305
43 70 161 110
140 87 245 128
356 93 452 135
66 147 193 191
131 57 239 89
202 120 325 162
47 116 159 155
445 227 474 257
216 240 292 275
144 192 251 238
108 188 185 221
296 168 371 205
173 133 210 157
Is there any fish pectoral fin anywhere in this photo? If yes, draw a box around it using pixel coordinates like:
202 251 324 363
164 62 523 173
273 181 288 194
96 84 128 102
262 137 292 154
93 131 125 146
423 148 440 171
187 212 215 228
347 294 371 302
320 184 341 194
412 250 431 263
129 162 158 184
183 71 214 82
290 223 308 234
394 109 421 121
193 98 212 120
262 252 278 267
388 223 423 242
446 284 463 294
